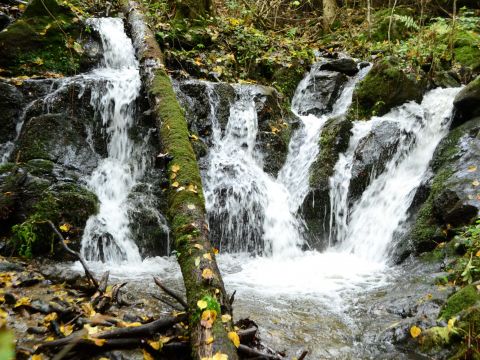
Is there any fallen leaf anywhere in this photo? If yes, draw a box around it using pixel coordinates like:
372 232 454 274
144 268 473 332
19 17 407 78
187 204 196 210
473 180 480 187
448 318 456 330
14 297 31 308
195 257 201 267
92 338 106 346
171 164 180 173
148 339 162 350
197 300 208 310
205 336 214 345
187 184 198 193
202 268 214 280
189 134 199 141
59 223 71 232
468 165 477 172
143 349 155 360
228 331 240 348
203 253 212 261
194 244 204 250
201 309 217 328
221 314 232 323
410 325 422 338
172 181 179 188
213 248 219 255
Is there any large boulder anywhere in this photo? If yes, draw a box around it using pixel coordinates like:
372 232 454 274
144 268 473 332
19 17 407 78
348 120 401 203
0 82 23 148
348 57 424 120
409 117 480 253
293 66 349 117
452 76 480 128
301 115 352 248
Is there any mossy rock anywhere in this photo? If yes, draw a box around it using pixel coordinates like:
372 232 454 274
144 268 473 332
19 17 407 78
348 58 424 120
453 29 480 73
440 285 480 320
0 0 86 76
0 162 98 258
301 115 352 248
452 76 480 128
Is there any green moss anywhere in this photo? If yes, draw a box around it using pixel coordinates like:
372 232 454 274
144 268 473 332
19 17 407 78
24 159 55 176
440 285 480 320
0 0 82 76
349 58 423 120
0 163 15 174
272 65 307 100
310 116 352 188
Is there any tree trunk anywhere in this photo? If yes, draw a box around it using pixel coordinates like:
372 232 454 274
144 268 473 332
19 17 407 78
175 0 214 20
119 2 238 359
323 0 338 30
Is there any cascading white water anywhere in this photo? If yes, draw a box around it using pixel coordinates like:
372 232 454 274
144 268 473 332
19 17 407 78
204 86 303 256
338 87 461 261
80 18 143 264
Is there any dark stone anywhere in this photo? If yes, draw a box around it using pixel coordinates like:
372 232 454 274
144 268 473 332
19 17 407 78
293 68 349 116
319 57 359 76
409 117 480 254
452 76 480 128
348 121 401 203
0 81 23 146
0 12 10 31
0 261 24 272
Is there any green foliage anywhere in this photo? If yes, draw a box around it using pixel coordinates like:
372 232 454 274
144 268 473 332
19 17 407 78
448 220 480 285
12 220 37 258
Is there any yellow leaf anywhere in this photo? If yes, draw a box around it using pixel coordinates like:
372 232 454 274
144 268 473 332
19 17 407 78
195 257 201 267
43 312 58 323
205 336 214 345
148 340 162 350
468 165 477 172
14 297 31 308
410 325 422 338
476 250 480 257
203 253 212 261
172 181 179 188
92 338 106 346
473 180 480 187
197 300 208 310
448 318 456 330
213 248 219 255
170 173 177 180
201 310 217 328
143 349 155 360
38 23 52 35
187 184 198 193
33 57 44 65
194 244 204 250
60 324 73 336
221 314 232 323
187 204 196 210
124 322 142 327
171 164 180 173
59 223 71 232
81 303 96 317
202 268 214 280
228 331 240 348
189 134 199 141
84 324 99 335
32 355 43 360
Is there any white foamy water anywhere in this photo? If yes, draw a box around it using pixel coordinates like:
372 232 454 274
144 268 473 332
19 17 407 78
80 18 144 264
339 87 461 261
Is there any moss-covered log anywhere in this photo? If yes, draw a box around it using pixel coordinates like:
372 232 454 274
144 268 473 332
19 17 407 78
120 1 238 359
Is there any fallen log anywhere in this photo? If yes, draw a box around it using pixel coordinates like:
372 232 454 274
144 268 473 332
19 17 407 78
119 1 239 359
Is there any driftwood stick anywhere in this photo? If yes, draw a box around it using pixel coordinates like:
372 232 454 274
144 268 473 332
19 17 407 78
152 294 184 311
94 315 185 339
238 327 258 344
229 290 237 306
47 220 99 289
153 277 188 310
237 344 282 359
98 271 110 293
298 350 308 360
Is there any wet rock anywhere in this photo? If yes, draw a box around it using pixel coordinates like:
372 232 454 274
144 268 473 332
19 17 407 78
302 115 352 248
349 57 424 120
293 68 349 116
0 261 24 272
348 121 401 203
409 117 480 253
452 75 480 128
0 81 23 145
318 57 359 76
0 12 10 31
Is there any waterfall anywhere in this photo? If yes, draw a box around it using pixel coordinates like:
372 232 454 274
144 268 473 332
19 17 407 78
337 87 461 261
79 18 143 264
203 66 369 257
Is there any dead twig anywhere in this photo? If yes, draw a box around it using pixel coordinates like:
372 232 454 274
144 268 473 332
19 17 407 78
153 277 188 310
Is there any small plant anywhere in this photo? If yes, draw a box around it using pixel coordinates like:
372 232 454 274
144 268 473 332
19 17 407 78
11 220 37 258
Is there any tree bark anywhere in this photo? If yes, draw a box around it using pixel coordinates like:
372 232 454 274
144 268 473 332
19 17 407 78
323 0 338 30
119 2 238 359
